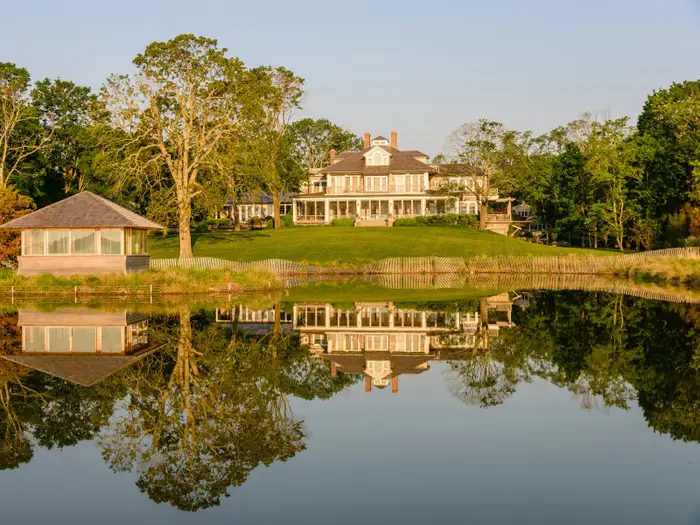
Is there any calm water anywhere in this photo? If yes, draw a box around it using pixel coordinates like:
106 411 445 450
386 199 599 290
1 290 700 524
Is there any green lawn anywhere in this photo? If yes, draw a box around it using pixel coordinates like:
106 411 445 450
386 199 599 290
149 227 605 265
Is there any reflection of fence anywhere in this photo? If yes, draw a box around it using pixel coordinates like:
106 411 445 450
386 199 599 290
1 285 156 297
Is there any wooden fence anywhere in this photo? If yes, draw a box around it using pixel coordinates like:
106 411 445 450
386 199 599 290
151 247 700 277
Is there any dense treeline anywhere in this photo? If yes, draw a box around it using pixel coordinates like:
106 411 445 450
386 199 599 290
442 81 700 250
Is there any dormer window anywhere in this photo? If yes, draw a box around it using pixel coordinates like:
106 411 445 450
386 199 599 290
363 145 391 166
371 136 389 147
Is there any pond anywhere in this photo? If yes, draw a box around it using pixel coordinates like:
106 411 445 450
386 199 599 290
1 288 700 524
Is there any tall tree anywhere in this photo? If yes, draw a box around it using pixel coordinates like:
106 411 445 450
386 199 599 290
441 119 520 229
585 118 642 251
100 34 264 258
0 63 53 189
248 67 305 229
31 79 102 197
287 118 362 171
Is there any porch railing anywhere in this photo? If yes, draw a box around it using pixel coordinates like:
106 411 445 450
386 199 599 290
326 181 424 195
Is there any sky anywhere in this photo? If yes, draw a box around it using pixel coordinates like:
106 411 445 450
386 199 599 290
1 0 699 156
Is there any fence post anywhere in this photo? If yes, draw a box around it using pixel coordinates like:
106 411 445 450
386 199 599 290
149 284 153 304
74 286 77 303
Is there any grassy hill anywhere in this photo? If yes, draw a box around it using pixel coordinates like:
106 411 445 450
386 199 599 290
149 227 605 265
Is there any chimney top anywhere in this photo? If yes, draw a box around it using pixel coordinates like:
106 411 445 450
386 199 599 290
392 376 398 394
330 149 337 165
391 131 397 149
363 132 371 149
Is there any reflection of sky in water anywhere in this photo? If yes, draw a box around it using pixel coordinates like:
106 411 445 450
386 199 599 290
1 363 700 525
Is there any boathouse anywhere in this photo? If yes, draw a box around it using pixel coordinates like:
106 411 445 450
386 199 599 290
0 191 165 276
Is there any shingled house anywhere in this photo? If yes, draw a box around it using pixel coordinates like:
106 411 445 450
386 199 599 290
293 131 495 226
0 191 164 276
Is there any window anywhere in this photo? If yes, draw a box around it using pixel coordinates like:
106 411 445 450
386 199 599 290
130 230 147 255
102 327 123 353
372 151 388 165
47 230 70 255
72 230 95 254
25 327 45 352
72 328 96 353
47 327 70 353
25 230 45 255
101 229 123 255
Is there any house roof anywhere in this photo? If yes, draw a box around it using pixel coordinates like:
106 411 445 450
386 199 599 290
2 344 162 387
323 352 434 378
320 147 436 175
226 191 295 206
403 150 429 157
0 192 165 230
372 136 389 141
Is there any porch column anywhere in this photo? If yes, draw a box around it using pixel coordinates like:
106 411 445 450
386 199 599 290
455 198 460 215
356 199 361 220
292 199 298 224
324 199 330 224
388 198 393 216
420 199 426 216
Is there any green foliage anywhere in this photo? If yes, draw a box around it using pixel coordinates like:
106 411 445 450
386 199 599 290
330 218 354 227
287 118 363 170
281 213 294 228
394 214 478 228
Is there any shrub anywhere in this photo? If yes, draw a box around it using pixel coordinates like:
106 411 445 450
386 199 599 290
194 218 230 233
281 214 295 228
394 214 477 228
331 218 354 227
0 188 35 268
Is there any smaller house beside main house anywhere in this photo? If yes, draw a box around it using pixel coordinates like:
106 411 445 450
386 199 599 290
0 191 164 276
293 131 507 228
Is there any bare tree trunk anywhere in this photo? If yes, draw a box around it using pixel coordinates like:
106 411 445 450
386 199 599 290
272 192 281 230
177 190 194 259
273 301 281 337
479 203 488 230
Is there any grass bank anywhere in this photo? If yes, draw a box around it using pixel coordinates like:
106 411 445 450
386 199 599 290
149 227 604 265
614 260 700 286
0 267 281 296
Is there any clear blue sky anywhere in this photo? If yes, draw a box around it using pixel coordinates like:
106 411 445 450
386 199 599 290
2 0 699 156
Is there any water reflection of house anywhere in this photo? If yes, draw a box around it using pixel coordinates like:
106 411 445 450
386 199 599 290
216 306 294 335
1 309 162 387
293 298 515 393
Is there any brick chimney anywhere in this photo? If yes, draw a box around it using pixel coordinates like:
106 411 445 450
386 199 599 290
391 131 397 149
392 376 398 394
363 132 371 149
330 149 337 165
365 376 372 392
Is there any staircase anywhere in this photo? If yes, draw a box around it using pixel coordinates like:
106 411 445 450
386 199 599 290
356 219 389 227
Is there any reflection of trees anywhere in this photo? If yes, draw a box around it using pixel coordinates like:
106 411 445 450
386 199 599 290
443 299 529 407
0 361 34 470
100 308 338 511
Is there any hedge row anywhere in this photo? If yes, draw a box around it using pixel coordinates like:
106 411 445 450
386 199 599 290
393 214 478 228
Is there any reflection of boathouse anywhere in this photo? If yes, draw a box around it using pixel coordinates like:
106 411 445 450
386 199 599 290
293 298 514 393
2 309 162 386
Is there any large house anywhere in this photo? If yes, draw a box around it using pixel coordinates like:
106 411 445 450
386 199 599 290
293 131 497 226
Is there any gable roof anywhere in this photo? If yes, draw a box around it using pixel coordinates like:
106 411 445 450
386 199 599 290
321 147 436 175
2 344 162 387
0 192 165 230
372 136 389 142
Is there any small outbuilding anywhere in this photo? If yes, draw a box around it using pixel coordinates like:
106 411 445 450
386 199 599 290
0 191 165 276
